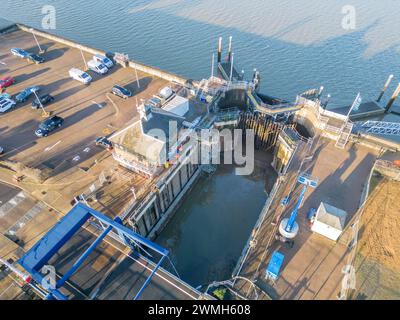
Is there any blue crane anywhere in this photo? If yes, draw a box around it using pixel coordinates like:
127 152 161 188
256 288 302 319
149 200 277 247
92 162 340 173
279 173 318 240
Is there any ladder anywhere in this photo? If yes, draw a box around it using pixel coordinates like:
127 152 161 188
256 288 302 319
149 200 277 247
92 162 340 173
335 121 353 149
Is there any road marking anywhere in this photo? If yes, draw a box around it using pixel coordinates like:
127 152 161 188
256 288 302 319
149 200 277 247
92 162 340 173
0 191 26 218
72 155 80 162
83 147 90 153
44 140 61 152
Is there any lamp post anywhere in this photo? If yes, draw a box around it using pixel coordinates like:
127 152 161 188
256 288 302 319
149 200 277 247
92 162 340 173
29 28 44 54
78 45 88 70
32 89 48 117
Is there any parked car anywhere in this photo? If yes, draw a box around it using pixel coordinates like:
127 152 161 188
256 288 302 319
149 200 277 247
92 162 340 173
0 76 15 90
27 53 45 64
93 54 114 69
111 85 132 99
15 86 40 103
87 59 108 75
31 94 54 109
0 97 16 113
11 48 29 58
35 115 64 137
0 146 4 155
0 93 11 100
95 136 113 150
69 68 92 84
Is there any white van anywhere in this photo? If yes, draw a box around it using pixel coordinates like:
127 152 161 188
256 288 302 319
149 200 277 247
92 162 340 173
87 59 108 75
69 68 92 84
93 54 114 69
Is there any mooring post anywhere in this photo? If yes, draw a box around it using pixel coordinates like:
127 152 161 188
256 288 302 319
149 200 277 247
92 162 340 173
229 52 234 82
228 36 232 62
385 82 400 113
377 74 394 102
211 53 215 78
217 37 222 64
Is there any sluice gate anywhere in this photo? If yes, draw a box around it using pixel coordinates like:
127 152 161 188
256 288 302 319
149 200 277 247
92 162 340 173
238 112 293 150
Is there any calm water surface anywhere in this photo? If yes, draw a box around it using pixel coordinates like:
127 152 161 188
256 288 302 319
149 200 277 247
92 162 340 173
2 1 400 108
156 164 268 286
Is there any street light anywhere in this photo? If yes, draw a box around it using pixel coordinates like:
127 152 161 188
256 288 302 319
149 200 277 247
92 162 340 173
29 28 44 54
32 89 49 117
78 45 88 70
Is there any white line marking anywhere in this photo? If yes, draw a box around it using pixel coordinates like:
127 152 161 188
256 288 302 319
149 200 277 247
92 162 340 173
83 147 90 153
44 140 61 152
72 155 80 162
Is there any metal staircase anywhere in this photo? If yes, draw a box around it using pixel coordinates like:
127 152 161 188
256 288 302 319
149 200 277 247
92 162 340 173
335 121 353 149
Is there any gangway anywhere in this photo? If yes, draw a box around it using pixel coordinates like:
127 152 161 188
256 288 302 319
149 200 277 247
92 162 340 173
278 174 318 244
247 90 301 115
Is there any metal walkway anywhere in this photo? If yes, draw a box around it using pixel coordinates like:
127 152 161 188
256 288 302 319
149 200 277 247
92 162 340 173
357 121 400 136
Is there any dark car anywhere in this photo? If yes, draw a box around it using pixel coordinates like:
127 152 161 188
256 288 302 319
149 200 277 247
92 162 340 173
95 136 113 150
16 86 40 103
111 85 132 99
31 94 54 109
35 115 64 137
27 54 45 64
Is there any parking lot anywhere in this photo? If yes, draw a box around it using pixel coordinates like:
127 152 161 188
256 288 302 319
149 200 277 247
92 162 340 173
0 29 169 175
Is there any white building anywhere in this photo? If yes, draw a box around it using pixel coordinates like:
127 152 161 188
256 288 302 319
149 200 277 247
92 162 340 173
109 104 193 177
162 95 189 117
311 202 348 241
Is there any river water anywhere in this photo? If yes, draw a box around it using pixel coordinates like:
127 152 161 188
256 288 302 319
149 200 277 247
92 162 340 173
156 164 269 287
1 0 400 109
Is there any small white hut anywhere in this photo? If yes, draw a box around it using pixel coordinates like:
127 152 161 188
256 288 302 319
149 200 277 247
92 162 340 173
311 202 348 241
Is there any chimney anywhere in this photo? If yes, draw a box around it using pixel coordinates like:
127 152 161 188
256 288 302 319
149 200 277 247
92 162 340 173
385 82 400 113
377 74 394 103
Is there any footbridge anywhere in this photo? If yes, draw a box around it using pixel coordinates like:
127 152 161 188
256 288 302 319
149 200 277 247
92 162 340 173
247 90 302 115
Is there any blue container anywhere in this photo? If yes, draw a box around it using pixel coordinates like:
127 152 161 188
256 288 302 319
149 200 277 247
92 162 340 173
266 251 285 280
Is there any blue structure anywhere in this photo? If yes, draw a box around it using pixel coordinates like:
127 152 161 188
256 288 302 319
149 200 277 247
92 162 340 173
279 174 318 239
18 203 169 300
265 251 285 280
